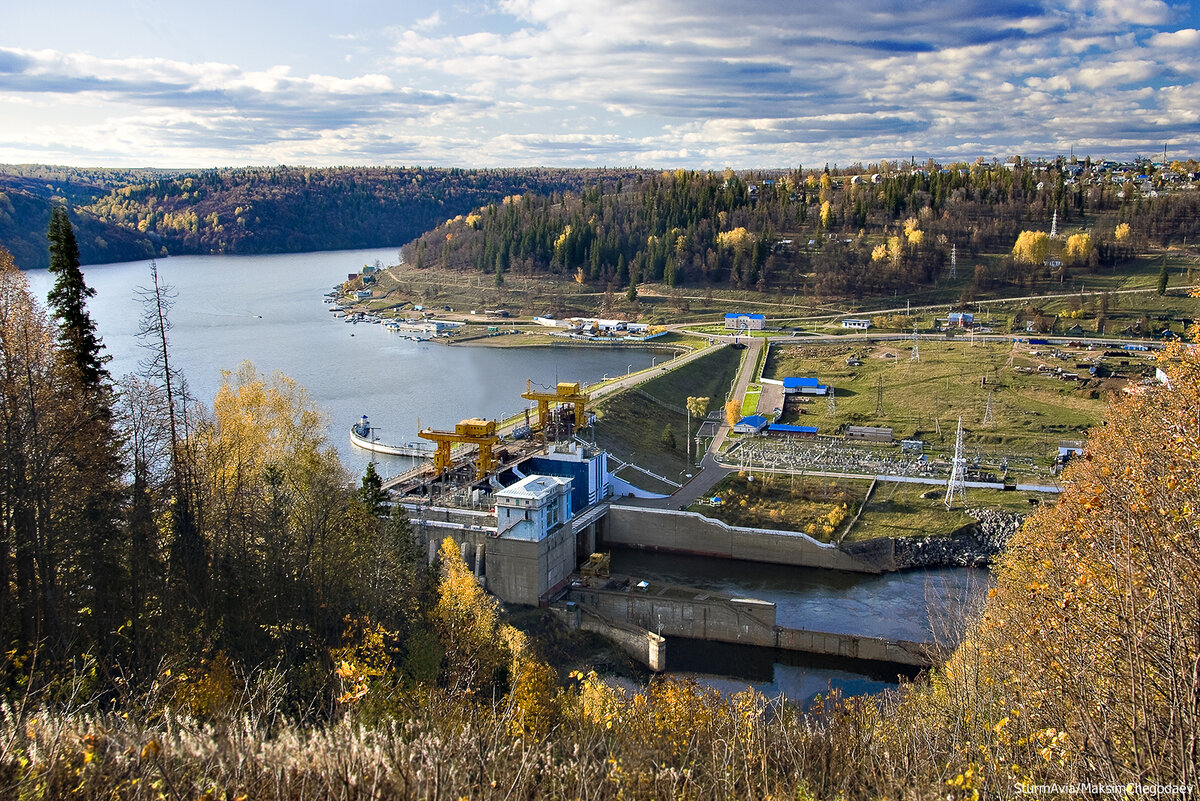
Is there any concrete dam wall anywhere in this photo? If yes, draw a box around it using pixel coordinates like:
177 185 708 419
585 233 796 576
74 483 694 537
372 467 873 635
603 505 886 572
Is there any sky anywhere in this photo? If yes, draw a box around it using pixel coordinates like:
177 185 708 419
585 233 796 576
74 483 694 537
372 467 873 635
1 0 1198 169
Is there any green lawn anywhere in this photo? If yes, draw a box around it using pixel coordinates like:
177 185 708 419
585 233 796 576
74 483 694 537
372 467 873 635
593 345 745 489
762 339 1113 461
844 482 1047 542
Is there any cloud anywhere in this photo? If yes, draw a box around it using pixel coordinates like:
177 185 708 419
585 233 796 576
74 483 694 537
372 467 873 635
1 0 1199 167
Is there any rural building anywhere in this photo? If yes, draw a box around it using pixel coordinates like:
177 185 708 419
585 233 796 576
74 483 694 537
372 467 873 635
947 312 974 328
841 318 871 330
845 425 894 443
1057 441 1085 458
766 423 818 438
733 415 769 434
783 376 829 396
725 313 766 330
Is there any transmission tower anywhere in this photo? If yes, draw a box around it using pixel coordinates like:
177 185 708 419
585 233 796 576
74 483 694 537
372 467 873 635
1050 210 1058 239
982 389 994 426
826 386 836 415
910 323 921 362
949 244 958 280
875 375 884 416
945 416 968 510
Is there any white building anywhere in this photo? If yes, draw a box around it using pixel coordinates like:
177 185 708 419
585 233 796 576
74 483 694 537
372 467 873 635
841 318 871 330
725 313 766 330
495 474 574 542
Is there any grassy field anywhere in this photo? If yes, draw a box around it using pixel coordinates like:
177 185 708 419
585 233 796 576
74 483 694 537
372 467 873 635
843 482 1044 543
761 339 1125 460
684 472 1044 543
593 345 744 488
687 473 870 542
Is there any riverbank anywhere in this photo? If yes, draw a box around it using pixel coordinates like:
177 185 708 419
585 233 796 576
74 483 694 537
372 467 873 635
888 509 1024 569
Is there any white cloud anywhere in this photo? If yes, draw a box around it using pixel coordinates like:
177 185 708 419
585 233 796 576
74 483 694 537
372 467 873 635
1 0 1199 167
1149 27 1200 46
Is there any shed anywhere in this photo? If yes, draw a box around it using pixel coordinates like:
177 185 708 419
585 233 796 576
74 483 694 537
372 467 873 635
766 424 818 438
783 376 829 396
845 425 894 443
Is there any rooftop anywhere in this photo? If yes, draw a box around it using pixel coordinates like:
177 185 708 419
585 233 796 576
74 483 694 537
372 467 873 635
495 474 572 503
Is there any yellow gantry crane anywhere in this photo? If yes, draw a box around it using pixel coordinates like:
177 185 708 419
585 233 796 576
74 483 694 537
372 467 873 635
417 418 500 479
521 380 589 432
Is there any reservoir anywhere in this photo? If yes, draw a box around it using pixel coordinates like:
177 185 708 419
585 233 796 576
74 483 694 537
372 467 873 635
23 247 658 477
25 246 985 701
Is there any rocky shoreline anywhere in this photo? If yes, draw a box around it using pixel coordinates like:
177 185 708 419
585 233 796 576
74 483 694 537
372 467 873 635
891 509 1026 569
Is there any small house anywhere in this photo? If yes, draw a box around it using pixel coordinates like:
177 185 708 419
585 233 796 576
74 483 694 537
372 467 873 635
733 415 769 434
841 318 871 330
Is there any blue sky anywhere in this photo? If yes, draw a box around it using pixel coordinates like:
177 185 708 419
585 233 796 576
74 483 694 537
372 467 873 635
1 0 1198 168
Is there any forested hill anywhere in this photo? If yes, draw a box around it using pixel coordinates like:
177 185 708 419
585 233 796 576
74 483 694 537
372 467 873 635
0 165 645 270
402 161 1200 298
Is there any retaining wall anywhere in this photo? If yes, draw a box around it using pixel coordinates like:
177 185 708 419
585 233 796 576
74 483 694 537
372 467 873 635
604 505 880 572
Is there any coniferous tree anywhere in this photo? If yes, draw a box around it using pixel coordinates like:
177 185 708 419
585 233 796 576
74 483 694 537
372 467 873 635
46 206 127 657
47 206 109 388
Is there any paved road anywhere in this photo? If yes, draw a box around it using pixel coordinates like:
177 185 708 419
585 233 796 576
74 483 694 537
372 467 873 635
621 335 761 507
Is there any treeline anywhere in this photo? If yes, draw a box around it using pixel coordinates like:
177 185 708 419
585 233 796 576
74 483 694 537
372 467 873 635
403 163 1200 298
3 215 1199 798
0 214 446 719
0 165 645 270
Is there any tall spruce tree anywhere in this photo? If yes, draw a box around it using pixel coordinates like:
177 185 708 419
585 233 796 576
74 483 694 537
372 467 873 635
46 205 126 657
47 205 110 388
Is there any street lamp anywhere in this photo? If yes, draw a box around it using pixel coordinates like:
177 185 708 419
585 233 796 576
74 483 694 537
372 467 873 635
627 363 632 375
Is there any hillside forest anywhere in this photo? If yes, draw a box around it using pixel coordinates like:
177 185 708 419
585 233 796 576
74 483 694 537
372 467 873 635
403 161 1200 299
0 206 1198 797
0 165 645 271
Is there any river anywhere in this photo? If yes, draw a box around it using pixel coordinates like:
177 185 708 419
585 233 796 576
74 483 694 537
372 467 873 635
25 247 984 703
24 247 658 477
611 548 987 704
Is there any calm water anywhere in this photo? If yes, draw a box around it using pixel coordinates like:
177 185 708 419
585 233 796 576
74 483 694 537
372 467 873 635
612 548 989 704
24 248 658 476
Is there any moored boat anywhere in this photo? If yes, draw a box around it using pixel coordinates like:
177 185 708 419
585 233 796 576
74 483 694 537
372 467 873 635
350 415 436 457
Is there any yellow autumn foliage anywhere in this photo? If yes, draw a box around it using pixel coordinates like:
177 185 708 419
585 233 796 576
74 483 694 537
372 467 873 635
1011 230 1050 265
716 226 754 251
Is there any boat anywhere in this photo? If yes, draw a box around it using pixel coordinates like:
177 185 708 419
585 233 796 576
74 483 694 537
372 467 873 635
350 415 436 457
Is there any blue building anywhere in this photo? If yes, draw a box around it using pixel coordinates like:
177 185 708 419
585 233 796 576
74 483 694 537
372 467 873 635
725 313 766 330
